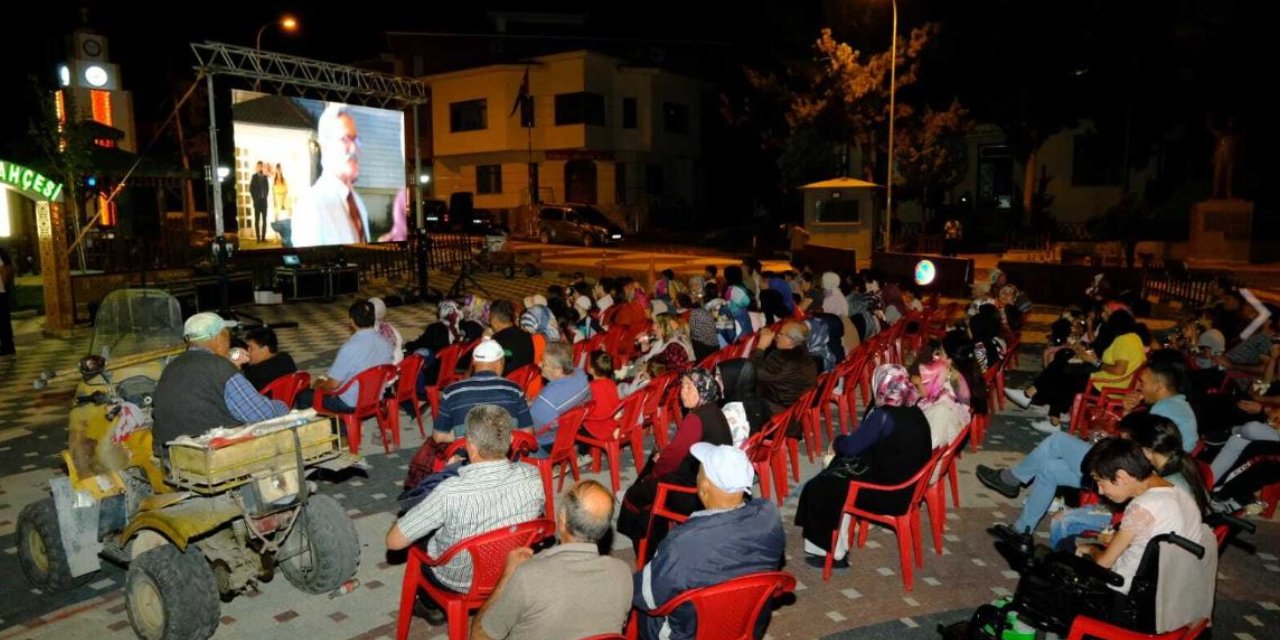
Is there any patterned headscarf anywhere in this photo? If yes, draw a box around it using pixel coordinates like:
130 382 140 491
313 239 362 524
917 360 956 408
871 363 919 408
519 305 561 342
683 368 721 406
438 300 463 343
462 295 490 326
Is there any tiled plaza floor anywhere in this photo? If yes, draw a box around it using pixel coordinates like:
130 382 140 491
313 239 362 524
0 270 1275 640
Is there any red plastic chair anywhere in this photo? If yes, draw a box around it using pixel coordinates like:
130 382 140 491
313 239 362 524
641 372 681 449
824 449 945 590
1262 482 1280 519
523 403 593 519
573 332 608 368
507 363 544 401
391 354 428 437
394 519 556 640
578 390 649 493
433 432 540 473
635 571 797 640
634 482 698 569
261 371 311 409
1067 364 1146 436
1064 616 1208 640
923 423 973 555
314 364 399 454
425 341 477 420
741 407 794 506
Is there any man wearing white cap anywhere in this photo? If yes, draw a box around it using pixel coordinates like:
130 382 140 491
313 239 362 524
152 312 289 452
432 338 534 444
633 443 785 640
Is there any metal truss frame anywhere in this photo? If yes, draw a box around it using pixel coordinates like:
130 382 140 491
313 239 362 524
190 41 427 107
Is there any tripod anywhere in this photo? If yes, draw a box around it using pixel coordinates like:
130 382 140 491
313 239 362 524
447 253 489 299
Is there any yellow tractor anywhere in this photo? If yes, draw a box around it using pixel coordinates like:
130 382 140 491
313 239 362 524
18 290 361 640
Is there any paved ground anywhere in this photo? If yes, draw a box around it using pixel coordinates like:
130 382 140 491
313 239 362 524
0 265 1276 640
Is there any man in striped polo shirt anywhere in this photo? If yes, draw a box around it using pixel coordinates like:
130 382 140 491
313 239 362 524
387 405 545 625
432 338 534 443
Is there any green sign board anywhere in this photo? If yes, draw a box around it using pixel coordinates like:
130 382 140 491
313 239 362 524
0 159 63 201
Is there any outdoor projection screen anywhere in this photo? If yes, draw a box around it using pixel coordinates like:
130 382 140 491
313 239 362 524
230 89 407 248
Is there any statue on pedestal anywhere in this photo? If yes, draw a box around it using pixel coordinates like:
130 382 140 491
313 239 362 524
1208 114 1240 200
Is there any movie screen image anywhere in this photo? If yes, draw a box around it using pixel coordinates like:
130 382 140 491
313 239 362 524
231 89 407 248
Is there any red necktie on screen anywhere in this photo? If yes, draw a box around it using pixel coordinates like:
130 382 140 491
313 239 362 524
346 192 366 242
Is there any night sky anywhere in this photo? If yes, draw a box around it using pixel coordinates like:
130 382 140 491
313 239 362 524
1 0 1269 205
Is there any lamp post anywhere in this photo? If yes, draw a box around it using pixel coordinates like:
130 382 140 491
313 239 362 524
884 0 898 253
256 16 298 59
254 15 298 90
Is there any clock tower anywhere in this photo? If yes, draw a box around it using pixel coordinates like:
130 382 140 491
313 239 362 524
59 28 137 152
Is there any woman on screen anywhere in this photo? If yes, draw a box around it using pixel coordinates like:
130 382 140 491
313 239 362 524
273 163 288 214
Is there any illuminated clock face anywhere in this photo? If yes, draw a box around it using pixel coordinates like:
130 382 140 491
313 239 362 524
84 65 109 87
83 39 102 57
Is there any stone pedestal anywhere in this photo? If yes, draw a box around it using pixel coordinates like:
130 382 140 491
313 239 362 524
1189 199 1253 263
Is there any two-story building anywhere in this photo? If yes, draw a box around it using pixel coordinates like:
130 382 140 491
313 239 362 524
424 50 705 233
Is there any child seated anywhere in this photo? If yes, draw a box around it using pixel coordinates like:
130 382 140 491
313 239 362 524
1077 438 1205 594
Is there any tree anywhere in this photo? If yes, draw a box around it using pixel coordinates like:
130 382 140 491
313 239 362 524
892 99 972 223
27 78 97 271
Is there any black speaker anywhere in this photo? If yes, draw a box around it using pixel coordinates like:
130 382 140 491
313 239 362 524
118 186 162 239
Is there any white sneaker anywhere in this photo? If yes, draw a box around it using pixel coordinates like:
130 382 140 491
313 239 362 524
1047 496 1066 514
1005 388 1033 409
1031 420 1061 434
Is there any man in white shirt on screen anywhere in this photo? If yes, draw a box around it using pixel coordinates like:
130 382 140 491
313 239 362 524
292 104 371 247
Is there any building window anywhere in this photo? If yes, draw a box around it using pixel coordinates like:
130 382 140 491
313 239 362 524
1071 134 1122 187
622 98 638 129
555 92 605 126
615 162 627 204
450 99 487 132
663 102 689 135
816 196 859 223
645 164 664 196
477 164 502 194
90 90 113 126
519 96 535 128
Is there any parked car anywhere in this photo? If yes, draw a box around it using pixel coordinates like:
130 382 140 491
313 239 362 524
536 204 625 246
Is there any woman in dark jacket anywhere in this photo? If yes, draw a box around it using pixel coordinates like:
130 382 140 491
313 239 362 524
795 364 933 568
717 358 774 441
618 368 733 559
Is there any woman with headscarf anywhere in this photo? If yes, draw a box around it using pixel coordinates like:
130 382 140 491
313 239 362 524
806 313 846 373
687 295 720 363
721 265 755 342
820 272 849 317
519 304 561 365
717 358 773 446
461 295 490 327
795 364 934 569
915 357 971 453
633 313 694 373
369 298 404 364
617 368 733 558
570 295 602 343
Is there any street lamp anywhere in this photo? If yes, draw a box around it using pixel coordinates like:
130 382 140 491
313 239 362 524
884 0 898 253
256 15 298 56
254 16 298 91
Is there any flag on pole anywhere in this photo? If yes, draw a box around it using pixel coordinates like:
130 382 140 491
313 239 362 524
509 66 530 118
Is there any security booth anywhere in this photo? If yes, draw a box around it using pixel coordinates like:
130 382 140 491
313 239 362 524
799 177 879 264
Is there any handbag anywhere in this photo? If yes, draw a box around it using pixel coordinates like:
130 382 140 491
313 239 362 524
820 454 869 480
